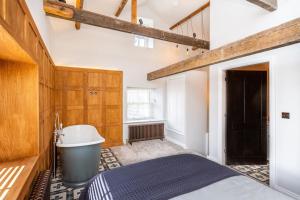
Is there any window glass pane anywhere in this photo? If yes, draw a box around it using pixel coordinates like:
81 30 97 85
127 88 154 120
134 17 154 49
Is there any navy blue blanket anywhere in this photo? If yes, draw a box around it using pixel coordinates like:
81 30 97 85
80 154 239 200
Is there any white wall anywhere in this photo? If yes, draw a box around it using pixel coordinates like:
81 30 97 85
25 0 53 55
185 70 208 155
166 70 209 154
209 0 300 198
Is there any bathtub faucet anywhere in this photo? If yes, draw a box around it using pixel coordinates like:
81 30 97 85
54 112 64 142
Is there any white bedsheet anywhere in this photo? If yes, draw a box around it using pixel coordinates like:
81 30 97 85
171 176 294 200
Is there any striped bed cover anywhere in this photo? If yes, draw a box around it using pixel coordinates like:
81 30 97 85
80 154 239 200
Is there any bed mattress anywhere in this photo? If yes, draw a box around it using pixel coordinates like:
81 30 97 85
80 154 294 200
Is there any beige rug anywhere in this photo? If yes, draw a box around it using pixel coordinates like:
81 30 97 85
111 139 191 166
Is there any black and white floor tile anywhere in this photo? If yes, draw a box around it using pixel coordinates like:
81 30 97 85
50 148 121 200
229 164 269 185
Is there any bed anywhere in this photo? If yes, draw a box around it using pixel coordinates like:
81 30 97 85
79 154 293 200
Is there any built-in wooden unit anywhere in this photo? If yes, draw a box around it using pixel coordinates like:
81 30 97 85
0 60 38 162
0 0 55 199
55 67 123 148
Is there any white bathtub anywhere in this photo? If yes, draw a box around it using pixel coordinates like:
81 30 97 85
56 125 105 187
57 125 105 147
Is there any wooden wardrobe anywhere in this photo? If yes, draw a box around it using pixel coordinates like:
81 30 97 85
55 67 123 147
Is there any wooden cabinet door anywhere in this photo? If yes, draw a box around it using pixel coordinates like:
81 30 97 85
61 71 85 126
87 89 104 135
103 71 123 147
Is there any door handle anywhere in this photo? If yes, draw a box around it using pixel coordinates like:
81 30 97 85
89 91 98 95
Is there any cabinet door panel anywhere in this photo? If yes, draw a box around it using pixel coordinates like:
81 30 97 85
105 108 121 125
105 72 122 89
104 125 122 146
105 91 121 106
66 90 84 106
87 109 103 127
64 109 84 126
64 71 84 88
88 72 103 88
87 90 103 106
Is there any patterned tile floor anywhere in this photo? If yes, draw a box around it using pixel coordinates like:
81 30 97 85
50 148 121 200
229 164 269 185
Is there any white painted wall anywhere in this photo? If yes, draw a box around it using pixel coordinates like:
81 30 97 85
185 70 208 155
209 0 300 198
166 70 209 154
25 0 52 54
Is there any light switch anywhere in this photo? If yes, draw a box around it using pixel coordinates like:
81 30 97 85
282 112 290 119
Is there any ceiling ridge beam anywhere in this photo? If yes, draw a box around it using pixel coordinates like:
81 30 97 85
169 1 210 30
75 0 84 29
131 0 137 23
246 0 277 11
148 18 300 80
115 0 129 17
43 1 210 49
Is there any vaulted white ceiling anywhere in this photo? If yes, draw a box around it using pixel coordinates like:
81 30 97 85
66 0 209 26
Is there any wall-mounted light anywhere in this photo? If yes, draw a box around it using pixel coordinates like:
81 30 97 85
139 19 144 25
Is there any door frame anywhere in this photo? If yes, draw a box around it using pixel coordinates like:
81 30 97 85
211 60 276 187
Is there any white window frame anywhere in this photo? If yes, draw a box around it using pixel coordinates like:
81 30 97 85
126 87 155 121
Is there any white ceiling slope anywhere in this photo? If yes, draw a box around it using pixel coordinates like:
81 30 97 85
66 0 209 26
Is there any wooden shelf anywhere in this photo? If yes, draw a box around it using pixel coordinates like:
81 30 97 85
0 156 38 200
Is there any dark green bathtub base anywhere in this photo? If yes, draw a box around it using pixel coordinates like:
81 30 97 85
59 144 101 188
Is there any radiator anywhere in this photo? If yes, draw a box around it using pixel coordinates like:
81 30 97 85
128 123 164 144
29 170 51 200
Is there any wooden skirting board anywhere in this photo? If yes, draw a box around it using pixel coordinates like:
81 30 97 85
147 18 300 80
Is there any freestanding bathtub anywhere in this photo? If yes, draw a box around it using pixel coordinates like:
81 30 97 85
56 125 105 187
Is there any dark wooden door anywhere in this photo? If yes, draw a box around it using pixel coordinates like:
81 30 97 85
226 71 267 164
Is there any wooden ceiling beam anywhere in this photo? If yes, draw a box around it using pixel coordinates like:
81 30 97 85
115 0 128 17
43 1 209 49
75 0 84 29
148 18 300 80
131 0 137 23
246 0 277 11
169 1 210 30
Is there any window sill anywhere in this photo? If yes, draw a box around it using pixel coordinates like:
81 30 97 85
124 119 165 124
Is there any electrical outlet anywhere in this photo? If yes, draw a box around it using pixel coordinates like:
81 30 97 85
282 112 290 119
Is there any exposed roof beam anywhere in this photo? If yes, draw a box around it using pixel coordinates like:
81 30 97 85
43 1 209 49
169 1 210 30
148 18 300 80
131 0 137 23
246 0 277 11
115 0 128 17
75 0 84 29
